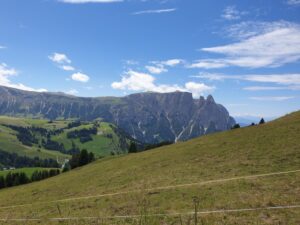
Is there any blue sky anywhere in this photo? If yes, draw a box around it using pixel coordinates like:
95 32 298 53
0 0 300 118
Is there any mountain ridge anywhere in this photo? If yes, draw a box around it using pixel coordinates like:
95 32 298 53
0 85 235 143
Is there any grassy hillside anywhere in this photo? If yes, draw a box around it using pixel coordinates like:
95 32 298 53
0 111 299 224
0 116 132 162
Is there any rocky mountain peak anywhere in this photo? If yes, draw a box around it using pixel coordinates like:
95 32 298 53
0 86 236 143
206 95 215 104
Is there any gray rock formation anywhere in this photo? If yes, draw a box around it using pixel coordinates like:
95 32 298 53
0 86 235 143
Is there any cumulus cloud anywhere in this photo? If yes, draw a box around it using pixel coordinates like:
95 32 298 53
0 63 47 92
191 21 300 69
145 59 184 74
60 65 75 71
145 65 168 74
71 72 90 82
133 8 176 15
49 53 71 64
111 70 214 98
49 52 78 72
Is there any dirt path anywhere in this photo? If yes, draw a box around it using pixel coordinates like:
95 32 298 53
0 169 299 210
0 205 299 222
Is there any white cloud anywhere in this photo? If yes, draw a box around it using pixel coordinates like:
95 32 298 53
71 72 90 82
145 65 167 74
111 70 214 98
124 60 139 65
145 59 183 74
0 46 5 49
192 21 300 69
0 63 47 92
185 82 214 98
225 21 293 40
161 59 184 66
189 60 228 69
244 74 300 85
59 0 123 3
133 8 176 15
60 65 75 71
249 96 295 101
194 73 300 85
222 6 245 21
287 0 300 5
244 86 286 91
66 89 79 95
244 86 300 91
49 53 71 64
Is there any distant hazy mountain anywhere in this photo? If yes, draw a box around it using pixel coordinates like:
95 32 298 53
0 86 235 143
235 116 276 127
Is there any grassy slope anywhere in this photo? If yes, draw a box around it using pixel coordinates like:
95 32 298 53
0 116 129 160
52 122 125 156
0 111 299 224
0 116 70 160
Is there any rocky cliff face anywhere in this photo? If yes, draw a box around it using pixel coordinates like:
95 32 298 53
0 86 235 143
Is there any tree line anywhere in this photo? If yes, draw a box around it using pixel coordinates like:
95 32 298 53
128 141 173 153
0 169 60 190
0 150 59 169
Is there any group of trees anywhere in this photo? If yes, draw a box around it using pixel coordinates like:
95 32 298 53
4 124 65 151
67 127 97 143
0 169 60 189
68 149 95 170
4 123 85 155
5 125 39 146
0 150 59 168
67 120 82 129
128 141 173 154
31 169 60 182
42 138 65 153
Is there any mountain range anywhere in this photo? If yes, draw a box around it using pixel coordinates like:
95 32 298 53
0 86 235 143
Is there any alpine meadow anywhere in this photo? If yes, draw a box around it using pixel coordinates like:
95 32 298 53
0 0 299 224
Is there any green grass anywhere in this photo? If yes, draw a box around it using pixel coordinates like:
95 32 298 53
0 167 58 178
52 122 124 156
0 111 299 224
0 124 69 160
0 116 130 160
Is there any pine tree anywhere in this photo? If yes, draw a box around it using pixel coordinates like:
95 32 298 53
18 172 29 185
259 118 265 124
79 149 89 166
0 176 5 189
88 152 95 163
5 172 13 187
129 142 137 153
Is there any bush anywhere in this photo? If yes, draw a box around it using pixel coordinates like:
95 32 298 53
231 124 241 129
